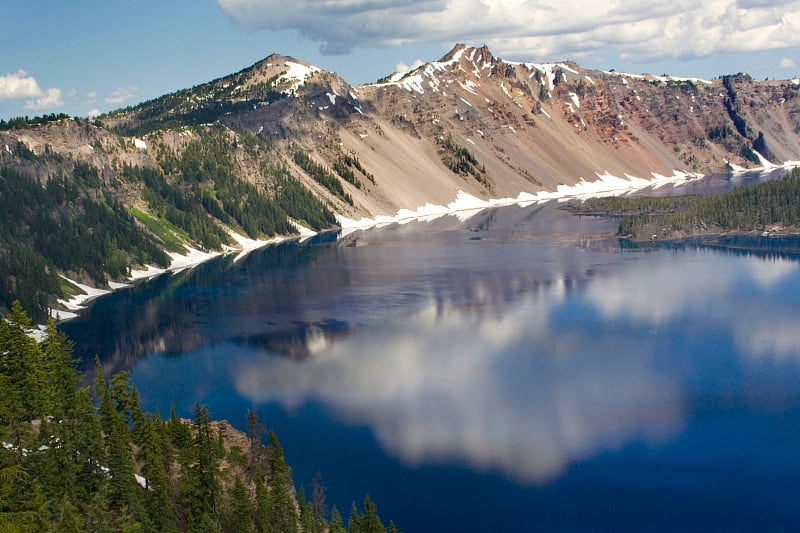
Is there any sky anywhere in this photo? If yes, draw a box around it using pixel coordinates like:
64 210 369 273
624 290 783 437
1 0 800 120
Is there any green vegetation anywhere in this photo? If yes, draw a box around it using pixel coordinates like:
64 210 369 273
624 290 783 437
130 208 188 253
569 168 800 239
437 135 489 187
109 68 286 136
0 126 339 320
0 113 71 131
293 150 354 206
0 303 400 532
0 165 170 321
272 168 339 230
333 151 375 188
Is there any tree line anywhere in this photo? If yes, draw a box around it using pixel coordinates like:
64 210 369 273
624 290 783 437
0 302 400 532
567 167 800 238
0 127 339 320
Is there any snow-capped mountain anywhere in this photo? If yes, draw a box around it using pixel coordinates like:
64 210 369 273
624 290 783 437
2 44 800 316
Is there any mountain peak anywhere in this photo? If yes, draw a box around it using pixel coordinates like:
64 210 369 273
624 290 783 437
439 43 496 65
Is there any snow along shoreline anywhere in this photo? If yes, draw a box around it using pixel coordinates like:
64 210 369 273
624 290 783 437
52 231 292 322
52 163 800 323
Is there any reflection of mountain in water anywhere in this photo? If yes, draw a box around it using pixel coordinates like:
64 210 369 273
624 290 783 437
62 193 800 496
231 319 355 360
64 202 620 380
622 234 800 260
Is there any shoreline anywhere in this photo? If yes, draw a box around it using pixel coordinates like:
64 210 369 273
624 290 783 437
52 231 290 322
51 162 800 323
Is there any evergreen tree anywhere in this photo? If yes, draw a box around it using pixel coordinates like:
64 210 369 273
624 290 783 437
246 407 266 480
311 471 328 532
264 431 298 533
179 403 223 532
298 487 317 533
348 501 363 533
361 495 385 533
0 302 48 443
227 478 255 533
329 506 346 533
137 413 177 533
94 358 136 510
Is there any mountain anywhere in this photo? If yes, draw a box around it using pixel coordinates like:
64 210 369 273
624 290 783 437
1 44 800 319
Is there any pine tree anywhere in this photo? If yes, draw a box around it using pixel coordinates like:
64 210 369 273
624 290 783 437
246 408 266 480
227 478 255 533
94 358 136 510
328 506 346 533
298 487 317 533
264 431 298 533
311 471 327 532
362 495 385 533
0 302 46 452
179 404 223 532
347 500 363 533
137 414 177 532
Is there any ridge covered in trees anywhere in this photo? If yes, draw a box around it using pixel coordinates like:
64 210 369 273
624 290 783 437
0 303 399 532
564 167 800 239
0 127 338 322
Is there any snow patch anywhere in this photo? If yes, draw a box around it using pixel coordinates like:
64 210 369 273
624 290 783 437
725 160 747 172
57 277 111 313
279 61 321 94
568 92 580 109
133 138 147 150
458 80 479 95
337 170 707 233
754 151 775 168
327 93 337 105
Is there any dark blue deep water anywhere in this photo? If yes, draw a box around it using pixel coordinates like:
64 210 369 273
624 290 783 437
62 177 800 532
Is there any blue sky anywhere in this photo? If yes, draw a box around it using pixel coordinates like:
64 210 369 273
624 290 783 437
2 0 799 120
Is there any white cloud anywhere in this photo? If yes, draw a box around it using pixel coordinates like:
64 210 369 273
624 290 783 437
395 59 425 73
105 86 138 105
23 88 64 111
217 0 800 62
0 70 43 100
1 69 64 111
780 57 796 69
87 108 101 119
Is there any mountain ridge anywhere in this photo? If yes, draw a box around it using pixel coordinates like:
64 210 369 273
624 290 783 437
1 43 800 319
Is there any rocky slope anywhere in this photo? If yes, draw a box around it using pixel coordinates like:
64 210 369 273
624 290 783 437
1 44 799 317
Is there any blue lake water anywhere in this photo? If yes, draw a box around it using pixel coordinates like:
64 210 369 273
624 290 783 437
62 172 800 532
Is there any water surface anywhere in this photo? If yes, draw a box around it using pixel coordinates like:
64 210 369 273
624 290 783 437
63 176 800 532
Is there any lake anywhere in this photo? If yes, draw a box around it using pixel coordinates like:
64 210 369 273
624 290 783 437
62 171 800 532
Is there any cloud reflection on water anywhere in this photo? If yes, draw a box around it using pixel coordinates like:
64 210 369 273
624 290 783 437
233 278 684 484
584 251 800 361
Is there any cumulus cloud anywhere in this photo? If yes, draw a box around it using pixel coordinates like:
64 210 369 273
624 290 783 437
87 108 101 119
23 87 64 111
780 57 796 69
1 70 64 111
395 59 425 73
0 70 44 100
217 0 800 61
105 86 138 105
